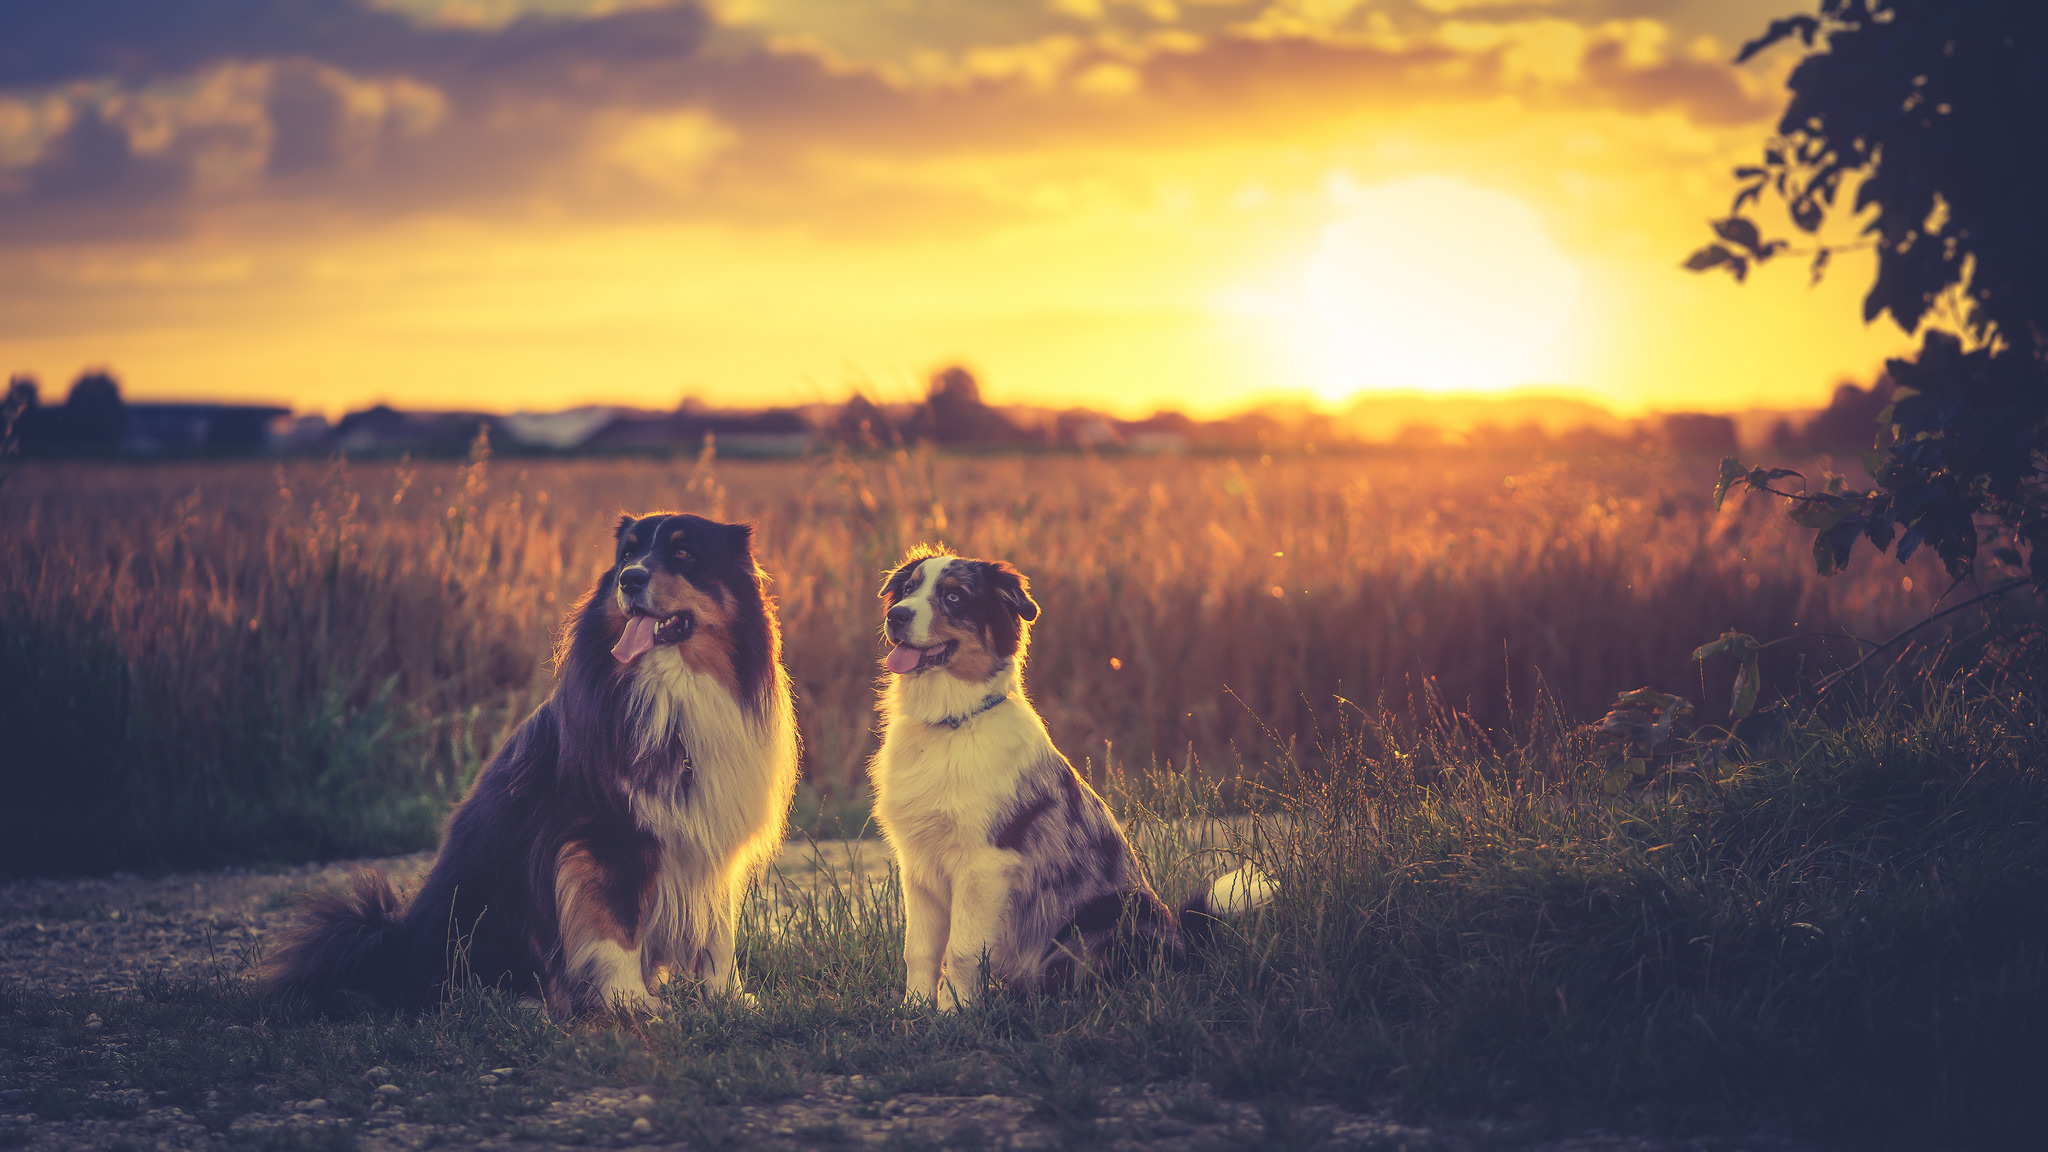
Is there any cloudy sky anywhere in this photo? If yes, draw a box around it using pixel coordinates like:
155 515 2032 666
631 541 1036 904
0 0 1909 417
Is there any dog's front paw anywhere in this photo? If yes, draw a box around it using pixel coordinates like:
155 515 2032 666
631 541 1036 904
602 991 662 1022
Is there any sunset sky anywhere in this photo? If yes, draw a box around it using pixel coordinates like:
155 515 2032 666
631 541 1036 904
0 0 1915 419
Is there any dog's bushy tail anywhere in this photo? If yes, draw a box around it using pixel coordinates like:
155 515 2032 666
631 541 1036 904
1176 863 1277 955
262 870 408 1010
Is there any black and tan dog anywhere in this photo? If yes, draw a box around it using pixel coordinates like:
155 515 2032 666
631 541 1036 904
265 513 797 1016
870 547 1271 1010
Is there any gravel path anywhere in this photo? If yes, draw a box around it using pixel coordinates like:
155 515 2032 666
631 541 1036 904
0 853 437 996
0 848 1803 1151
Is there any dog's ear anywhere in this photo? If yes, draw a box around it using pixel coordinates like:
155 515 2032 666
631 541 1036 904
987 561 1038 622
880 556 924 602
717 520 754 556
614 513 636 541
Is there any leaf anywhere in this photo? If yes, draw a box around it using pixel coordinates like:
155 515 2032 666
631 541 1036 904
1713 456 1748 509
1694 738 1740 783
1813 539 1840 577
1737 15 1819 63
1712 216 1764 254
1812 520 1862 577
1693 630 1758 663
1684 244 1736 272
1597 708 1656 743
1603 759 1647 795
1787 496 1853 531
1612 687 1689 713
1732 658 1760 720
1791 194 1824 232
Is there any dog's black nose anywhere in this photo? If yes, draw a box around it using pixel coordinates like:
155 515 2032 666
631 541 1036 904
618 567 650 595
886 605 914 627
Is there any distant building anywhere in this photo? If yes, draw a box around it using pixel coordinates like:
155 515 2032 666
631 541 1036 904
584 406 815 456
123 403 290 454
331 406 495 455
1054 409 1123 450
500 407 622 451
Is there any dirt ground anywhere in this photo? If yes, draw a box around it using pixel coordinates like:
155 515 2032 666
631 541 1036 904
0 848 1802 1151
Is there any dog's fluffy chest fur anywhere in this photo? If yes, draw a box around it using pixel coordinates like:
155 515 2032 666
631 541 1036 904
627 646 795 857
626 646 798 964
872 667 1041 860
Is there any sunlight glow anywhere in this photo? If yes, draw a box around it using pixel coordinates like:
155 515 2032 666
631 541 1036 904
1304 176 1581 393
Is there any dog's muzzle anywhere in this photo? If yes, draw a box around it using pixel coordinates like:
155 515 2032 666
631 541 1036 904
613 605 696 664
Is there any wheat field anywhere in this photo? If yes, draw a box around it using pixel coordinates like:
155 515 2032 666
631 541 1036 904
0 441 1938 870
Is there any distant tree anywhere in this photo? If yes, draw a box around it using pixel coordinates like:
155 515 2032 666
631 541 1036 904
1801 376 1894 451
1693 0 2048 587
1 375 33 489
912 365 1019 445
1662 413 1739 456
39 368 127 452
830 392 895 450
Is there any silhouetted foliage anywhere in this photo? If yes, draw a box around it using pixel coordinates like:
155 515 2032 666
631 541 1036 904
907 365 1023 445
1802 376 1895 450
830 392 895 450
1661 413 1739 456
17 368 127 453
1696 0 2048 586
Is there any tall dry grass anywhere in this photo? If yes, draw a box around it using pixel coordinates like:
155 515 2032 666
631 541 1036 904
0 441 1939 871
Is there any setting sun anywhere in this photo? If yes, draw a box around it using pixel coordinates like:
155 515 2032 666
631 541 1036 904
1305 177 1580 394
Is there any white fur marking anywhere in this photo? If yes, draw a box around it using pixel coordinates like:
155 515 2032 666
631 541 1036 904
577 937 658 1015
1203 864 1276 917
892 556 955 647
618 633 799 1003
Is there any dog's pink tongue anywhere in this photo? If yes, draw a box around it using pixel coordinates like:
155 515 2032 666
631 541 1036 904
886 643 924 675
612 616 658 664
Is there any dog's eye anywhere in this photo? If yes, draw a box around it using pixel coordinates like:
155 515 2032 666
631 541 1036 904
673 542 691 560
945 591 961 603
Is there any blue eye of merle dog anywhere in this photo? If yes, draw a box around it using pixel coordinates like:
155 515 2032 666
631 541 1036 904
946 590 960 603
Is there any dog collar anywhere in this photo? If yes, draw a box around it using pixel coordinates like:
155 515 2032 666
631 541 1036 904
931 691 1010 730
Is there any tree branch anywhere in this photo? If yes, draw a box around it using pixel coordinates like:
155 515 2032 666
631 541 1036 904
1815 577 2032 694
